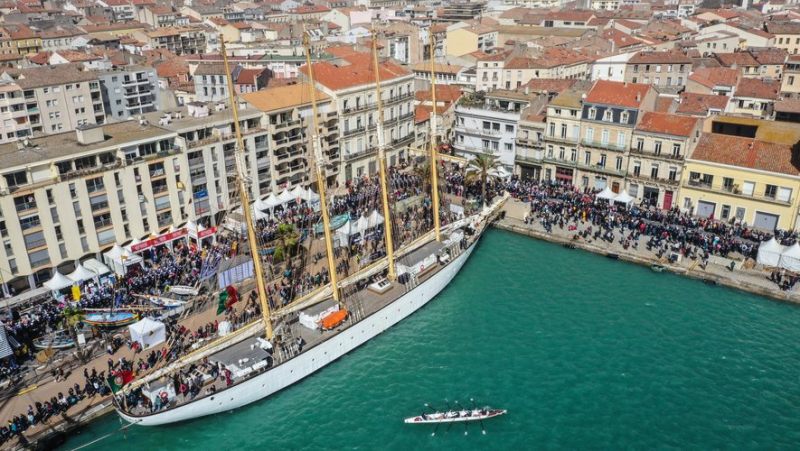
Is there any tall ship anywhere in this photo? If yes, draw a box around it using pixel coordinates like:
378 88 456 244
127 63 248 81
113 31 505 426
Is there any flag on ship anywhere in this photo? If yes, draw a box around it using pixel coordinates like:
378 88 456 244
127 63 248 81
107 370 135 393
217 285 239 314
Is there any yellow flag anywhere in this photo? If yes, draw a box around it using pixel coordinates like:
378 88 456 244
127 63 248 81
72 285 81 301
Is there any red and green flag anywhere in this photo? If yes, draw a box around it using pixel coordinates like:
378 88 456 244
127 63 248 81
107 370 134 393
217 285 239 314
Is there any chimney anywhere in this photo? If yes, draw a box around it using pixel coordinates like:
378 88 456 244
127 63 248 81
76 125 105 145
636 92 641 102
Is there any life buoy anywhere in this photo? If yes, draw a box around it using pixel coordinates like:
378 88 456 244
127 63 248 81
159 391 168 401
179 384 187 394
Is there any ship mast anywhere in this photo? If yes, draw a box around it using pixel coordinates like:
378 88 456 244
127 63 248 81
221 37 274 339
429 32 442 243
371 27 397 281
303 30 340 303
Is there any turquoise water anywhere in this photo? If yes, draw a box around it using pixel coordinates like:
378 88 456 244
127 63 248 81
63 229 800 450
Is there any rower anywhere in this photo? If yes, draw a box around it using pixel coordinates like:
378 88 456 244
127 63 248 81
421 412 428 420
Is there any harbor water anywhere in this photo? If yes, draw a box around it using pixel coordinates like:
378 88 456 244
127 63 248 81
63 229 800 450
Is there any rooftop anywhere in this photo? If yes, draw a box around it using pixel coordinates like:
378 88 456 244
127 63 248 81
2 64 98 88
299 51 411 91
240 83 330 113
734 78 780 100
690 133 799 176
676 93 730 116
584 80 650 109
634 111 699 137
548 89 586 109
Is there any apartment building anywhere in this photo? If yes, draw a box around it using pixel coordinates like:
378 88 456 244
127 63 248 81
242 83 339 189
299 51 415 182
780 54 800 99
97 66 162 119
729 78 780 119
454 88 546 173
765 22 800 56
0 64 104 136
627 112 701 209
0 81 32 144
514 108 545 182
0 122 186 291
541 88 584 185
576 80 657 192
140 26 208 55
680 117 800 231
445 24 497 57
624 51 693 89
143 101 272 224
194 64 236 103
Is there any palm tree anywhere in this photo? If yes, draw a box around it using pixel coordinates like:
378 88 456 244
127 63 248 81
465 154 502 209
413 163 432 197
273 223 299 265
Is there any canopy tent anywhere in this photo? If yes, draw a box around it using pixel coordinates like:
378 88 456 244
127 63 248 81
780 243 800 271
302 188 321 212
757 238 785 267
124 237 142 253
290 185 307 200
43 271 74 291
104 245 144 276
128 318 166 350
67 263 98 284
83 259 112 277
613 190 635 205
336 211 384 244
596 187 616 201
278 189 295 204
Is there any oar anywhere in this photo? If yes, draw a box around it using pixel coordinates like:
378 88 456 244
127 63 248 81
455 400 468 436
425 403 442 437
471 398 486 435
444 417 456 436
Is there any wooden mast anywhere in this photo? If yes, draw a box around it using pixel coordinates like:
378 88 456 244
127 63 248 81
220 37 273 339
303 29 340 303
371 27 397 281
429 32 442 242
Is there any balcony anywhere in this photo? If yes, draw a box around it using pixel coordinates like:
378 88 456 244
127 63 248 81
277 164 304 175
545 134 579 145
577 161 626 177
30 255 50 269
516 153 543 165
188 157 204 168
683 180 794 205
122 77 149 87
273 119 301 131
543 156 577 167
274 134 302 148
454 125 502 137
580 138 627 152
628 173 680 186
91 200 109 212
344 146 378 161
630 147 684 161
14 200 37 213
275 148 304 162
391 134 414 147
343 126 366 137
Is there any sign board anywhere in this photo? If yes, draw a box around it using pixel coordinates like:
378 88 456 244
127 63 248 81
77 333 86 348
218 260 254 289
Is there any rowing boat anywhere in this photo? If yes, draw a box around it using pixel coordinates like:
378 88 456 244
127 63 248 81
169 285 199 297
149 296 187 310
404 408 506 424
33 331 74 350
83 312 139 328
314 214 349 233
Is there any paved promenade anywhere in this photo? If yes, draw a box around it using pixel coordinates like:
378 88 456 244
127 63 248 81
498 199 800 305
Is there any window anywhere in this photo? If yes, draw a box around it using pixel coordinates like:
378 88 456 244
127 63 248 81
601 129 609 144
617 132 626 149
584 151 591 165
668 167 677 181
603 110 612 122
560 123 567 138
505 124 513 133
765 184 778 199
723 177 734 191
742 181 755 196
616 157 623 171
735 207 746 220
654 141 662 155
672 143 681 157
482 139 490 150
586 128 594 142
504 143 512 151
588 108 596 120
599 154 607 167
636 138 644 151
620 112 629 123
650 163 659 178
778 187 793 203
633 161 641 176
570 149 576 162
558 147 565 159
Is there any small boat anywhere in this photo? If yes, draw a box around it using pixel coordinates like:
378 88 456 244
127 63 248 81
405 408 506 424
650 263 666 273
168 285 199 297
148 296 188 310
320 310 347 330
563 243 576 249
606 253 620 260
33 331 74 350
83 312 139 328
314 214 349 233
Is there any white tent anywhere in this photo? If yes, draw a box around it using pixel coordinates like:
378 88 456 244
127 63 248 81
303 188 321 212
125 237 142 253
128 318 166 349
43 271 74 291
780 243 800 271
278 189 295 204
67 263 97 283
596 187 616 201
336 211 384 244
84 258 112 277
757 238 785 267
105 244 143 276
263 193 282 210
290 185 307 200
613 190 635 205
254 197 272 212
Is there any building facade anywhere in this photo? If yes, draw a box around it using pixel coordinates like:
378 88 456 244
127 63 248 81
97 66 162 119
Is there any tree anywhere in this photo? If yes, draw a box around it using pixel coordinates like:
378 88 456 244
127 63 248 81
414 163 432 197
274 223 299 267
465 154 502 209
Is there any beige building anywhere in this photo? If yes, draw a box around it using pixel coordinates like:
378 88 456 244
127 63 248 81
299 51 415 182
624 50 693 89
766 22 800 55
542 89 584 185
627 112 701 209
780 54 800 99
445 24 498 57
0 64 104 137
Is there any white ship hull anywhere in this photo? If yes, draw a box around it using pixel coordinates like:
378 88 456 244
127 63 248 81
119 234 481 426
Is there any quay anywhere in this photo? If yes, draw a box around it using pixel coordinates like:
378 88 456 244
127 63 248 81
496 200 800 306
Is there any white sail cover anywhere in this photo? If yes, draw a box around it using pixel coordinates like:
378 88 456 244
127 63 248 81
757 238 785 267
779 242 800 271
44 271 74 291
128 318 166 349
67 263 97 283
613 190 634 205
596 187 616 201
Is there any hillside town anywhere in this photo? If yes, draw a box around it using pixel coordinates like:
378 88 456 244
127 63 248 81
1 0 800 445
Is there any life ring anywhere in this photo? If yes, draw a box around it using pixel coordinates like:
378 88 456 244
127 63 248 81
159 391 168 401
179 384 187 394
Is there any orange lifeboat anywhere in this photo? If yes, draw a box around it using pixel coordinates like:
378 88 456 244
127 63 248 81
321 310 348 330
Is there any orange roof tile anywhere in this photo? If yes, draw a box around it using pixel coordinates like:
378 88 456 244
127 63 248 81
584 80 650 109
691 133 799 176
676 93 730 116
299 51 410 91
635 111 699 137
735 78 780 100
